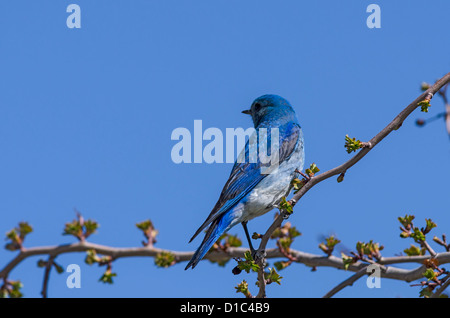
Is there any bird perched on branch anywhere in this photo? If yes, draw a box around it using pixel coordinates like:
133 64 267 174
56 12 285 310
185 94 304 269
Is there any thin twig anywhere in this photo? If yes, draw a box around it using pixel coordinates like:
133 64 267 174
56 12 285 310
431 274 450 298
41 255 55 298
421 240 437 258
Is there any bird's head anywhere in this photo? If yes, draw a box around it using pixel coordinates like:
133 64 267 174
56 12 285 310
242 94 297 127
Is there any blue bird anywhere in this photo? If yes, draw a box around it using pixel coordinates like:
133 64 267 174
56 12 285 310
185 94 304 270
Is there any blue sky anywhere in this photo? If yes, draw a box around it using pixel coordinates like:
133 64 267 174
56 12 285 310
0 0 449 298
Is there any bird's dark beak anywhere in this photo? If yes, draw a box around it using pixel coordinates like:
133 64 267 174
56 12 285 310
241 109 251 115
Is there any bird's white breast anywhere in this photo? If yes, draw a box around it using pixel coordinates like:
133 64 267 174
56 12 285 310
238 143 304 222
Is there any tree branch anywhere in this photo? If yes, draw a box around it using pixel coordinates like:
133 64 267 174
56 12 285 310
40 255 55 298
431 274 450 298
293 72 450 204
2 241 450 290
252 72 450 297
322 266 368 298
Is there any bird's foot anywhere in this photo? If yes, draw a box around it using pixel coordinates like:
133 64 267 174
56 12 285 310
282 213 290 220
252 249 267 265
271 203 291 219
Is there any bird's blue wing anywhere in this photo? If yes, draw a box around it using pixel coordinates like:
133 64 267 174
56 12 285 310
189 121 302 242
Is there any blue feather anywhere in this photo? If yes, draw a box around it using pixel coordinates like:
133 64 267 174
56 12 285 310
185 210 237 269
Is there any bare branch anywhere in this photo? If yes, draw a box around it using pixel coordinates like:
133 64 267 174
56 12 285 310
291 73 450 206
421 240 437 258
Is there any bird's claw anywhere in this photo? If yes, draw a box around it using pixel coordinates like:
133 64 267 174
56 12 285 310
252 249 266 264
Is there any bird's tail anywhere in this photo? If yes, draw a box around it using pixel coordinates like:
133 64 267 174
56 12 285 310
185 212 234 270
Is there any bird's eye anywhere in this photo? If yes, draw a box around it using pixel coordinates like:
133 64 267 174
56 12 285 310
254 103 262 111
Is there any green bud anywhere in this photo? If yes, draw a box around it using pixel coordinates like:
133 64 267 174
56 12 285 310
274 261 291 271
344 135 364 153
8 280 23 298
420 82 431 91
37 259 47 268
411 227 426 243
18 222 33 238
99 271 117 284
265 267 283 285
154 251 176 268
279 197 293 214
236 251 259 273
403 244 425 256
419 287 433 298
423 268 437 281
225 234 242 248
83 220 99 238
422 219 437 235
85 249 100 265
235 280 251 298
417 99 431 113
398 214 415 229
341 253 354 270
53 262 65 274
